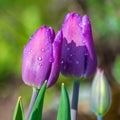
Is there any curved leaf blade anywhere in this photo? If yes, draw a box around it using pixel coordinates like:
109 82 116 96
29 81 47 120
57 83 71 120
13 96 25 120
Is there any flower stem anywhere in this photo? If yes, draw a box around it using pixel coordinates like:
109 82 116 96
26 87 39 120
97 115 103 120
71 80 80 120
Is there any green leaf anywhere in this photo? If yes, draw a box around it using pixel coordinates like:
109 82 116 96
13 96 25 120
57 83 71 120
29 81 47 120
113 55 120 84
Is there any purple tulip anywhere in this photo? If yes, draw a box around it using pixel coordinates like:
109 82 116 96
22 25 63 88
61 12 97 78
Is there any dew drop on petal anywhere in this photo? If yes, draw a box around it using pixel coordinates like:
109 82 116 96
70 54 73 57
37 56 42 61
65 44 67 47
39 63 42 66
41 48 45 52
61 60 64 64
76 61 79 64
79 23 82 29
28 49 32 54
82 40 85 44
67 47 70 51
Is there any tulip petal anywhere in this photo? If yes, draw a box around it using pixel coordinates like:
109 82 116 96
61 13 97 78
81 15 97 77
62 12 84 46
47 30 63 87
61 12 87 77
61 39 86 77
22 26 54 88
49 27 55 42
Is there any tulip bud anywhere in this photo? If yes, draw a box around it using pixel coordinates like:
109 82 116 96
22 25 63 88
90 68 111 116
61 12 97 78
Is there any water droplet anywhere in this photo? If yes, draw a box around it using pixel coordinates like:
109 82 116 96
49 57 54 62
67 47 70 51
28 49 32 54
83 21 86 25
37 56 42 61
79 23 82 29
79 24 81 27
70 54 73 57
39 63 42 66
76 61 79 64
65 44 67 47
61 60 64 64
41 48 45 52
82 40 85 43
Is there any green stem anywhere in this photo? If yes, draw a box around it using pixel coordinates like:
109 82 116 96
97 115 103 120
26 87 39 120
71 80 80 120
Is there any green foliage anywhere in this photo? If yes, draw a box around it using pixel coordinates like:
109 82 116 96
13 96 25 120
57 83 71 120
87 0 120 41
113 55 120 84
29 81 47 120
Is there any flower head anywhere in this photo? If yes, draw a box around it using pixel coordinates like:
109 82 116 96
61 12 97 78
90 68 111 116
22 25 63 88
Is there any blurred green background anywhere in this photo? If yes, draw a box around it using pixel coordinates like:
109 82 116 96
0 0 120 120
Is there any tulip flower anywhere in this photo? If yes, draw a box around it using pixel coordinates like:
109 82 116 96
22 25 63 88
60 12 97 120
90 68 111 119
61 12 97 78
